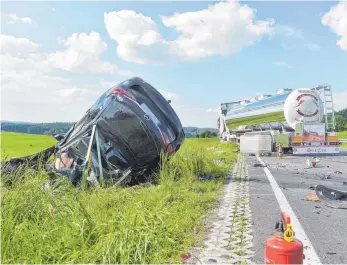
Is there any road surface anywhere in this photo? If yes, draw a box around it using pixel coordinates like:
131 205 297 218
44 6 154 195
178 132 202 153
248 150 347 264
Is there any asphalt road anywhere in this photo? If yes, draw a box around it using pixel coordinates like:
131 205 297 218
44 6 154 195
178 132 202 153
248 150 347 264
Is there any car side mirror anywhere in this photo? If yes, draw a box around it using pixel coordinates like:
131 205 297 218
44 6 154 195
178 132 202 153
168 100 171 104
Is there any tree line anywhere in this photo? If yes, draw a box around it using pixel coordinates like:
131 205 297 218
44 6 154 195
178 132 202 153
0 122 74 136
336 108 347 131
1 121 218 138
196 130 218 138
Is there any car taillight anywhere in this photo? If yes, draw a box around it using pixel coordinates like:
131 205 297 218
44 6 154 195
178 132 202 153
166 143 174 154
158 128 171 150
110 87 136 101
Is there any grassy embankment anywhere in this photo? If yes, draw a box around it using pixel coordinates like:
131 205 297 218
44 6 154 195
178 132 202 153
338 131 347 148
226 111 285 130
1 132 238 264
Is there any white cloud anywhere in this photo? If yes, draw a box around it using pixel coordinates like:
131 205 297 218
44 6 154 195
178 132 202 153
272 61 293 68
2 13 33 24
0 34 131 123
0 34 39 56
158 89 180 100
333 91 347 111
104 10 168 64
273 25 321 52
104 0 274 64
206 107 219 113
1 68 104 122
273 25 297 37
48 31 127 74
162 0 274 60
305 42 321 51
172 104 218 128
321 1 347 51
0 34 217 127
100 80 118 88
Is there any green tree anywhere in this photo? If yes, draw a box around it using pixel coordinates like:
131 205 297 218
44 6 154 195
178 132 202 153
336 114 347 131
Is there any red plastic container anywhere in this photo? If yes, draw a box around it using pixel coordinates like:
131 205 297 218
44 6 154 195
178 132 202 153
265 212 304 264
265 235 304 264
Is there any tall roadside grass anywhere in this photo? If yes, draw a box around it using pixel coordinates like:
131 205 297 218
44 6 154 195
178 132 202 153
1 138 237 264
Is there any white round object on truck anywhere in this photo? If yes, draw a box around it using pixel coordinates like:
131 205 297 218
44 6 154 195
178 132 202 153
284 88 323 129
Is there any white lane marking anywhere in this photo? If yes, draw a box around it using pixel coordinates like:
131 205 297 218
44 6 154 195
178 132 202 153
256 155 322 265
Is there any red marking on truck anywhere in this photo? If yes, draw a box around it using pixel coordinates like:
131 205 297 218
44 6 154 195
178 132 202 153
297 109 319 117
296 93 318 101
296 99 304 107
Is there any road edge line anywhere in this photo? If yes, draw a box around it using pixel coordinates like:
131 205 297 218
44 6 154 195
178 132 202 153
256 155 322 265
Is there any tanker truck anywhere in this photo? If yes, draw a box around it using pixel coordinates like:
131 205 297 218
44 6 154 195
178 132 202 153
218 85 341 155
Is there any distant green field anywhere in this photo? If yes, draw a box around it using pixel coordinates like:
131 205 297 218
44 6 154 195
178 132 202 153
1 132 56 159
337 131 347 138
338 131 347 148
226 111 285 130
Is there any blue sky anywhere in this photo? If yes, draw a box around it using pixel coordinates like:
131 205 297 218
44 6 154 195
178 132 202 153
1 0 347 127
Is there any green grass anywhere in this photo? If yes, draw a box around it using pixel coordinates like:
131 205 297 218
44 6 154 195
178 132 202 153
226 111 285 130
1 135 238 264
337 131 347 138
338 131 347 148
1 132 57 159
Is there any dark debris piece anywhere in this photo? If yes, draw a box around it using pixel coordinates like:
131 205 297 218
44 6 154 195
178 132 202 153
198 174 222 181
253 163 264 167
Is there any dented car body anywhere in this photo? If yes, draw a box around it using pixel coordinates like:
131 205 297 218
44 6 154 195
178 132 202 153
4 77 185 186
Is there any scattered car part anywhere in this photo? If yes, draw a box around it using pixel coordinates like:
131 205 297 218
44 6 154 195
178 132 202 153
315 185 347 201
315 185 347 209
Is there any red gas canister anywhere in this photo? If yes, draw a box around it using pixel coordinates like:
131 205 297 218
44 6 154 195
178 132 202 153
265 212 304 264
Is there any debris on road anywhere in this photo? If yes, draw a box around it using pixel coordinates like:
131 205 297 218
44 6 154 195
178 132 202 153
321 175 332 180
315 185 347 201
315 185 347 209
304 192 320 202
326 203 347 210
306 157 320 168
253 163 264 167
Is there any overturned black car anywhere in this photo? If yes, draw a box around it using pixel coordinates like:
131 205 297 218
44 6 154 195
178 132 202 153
4 77 185 187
